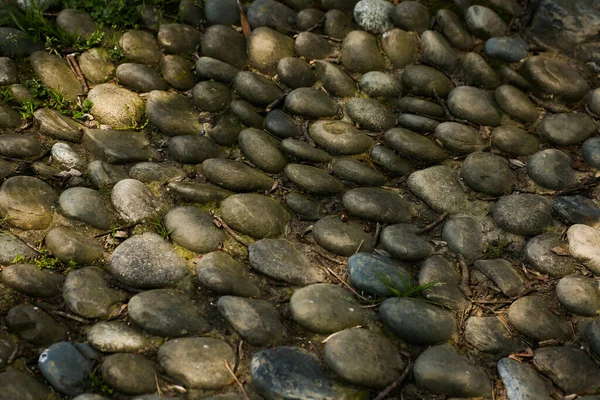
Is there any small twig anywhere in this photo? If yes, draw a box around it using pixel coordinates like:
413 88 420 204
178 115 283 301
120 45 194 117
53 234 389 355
281 27 342 42
94 222 139 238
585 104 600 119
433 89 454 121
306 16 325 32
471 299 513 304
225 361 250 400
213 216 252 247
7 344 18 364
416 212 448 234
311 249 345 265
373 360 413 400
52 310 91 324
355 239 364 254
373 222 383 247
302 120 315 146
325 267 368 301
457 254 472 298
66 53 89 93
155 373 164 397
528 94 571 113
265 94 287 112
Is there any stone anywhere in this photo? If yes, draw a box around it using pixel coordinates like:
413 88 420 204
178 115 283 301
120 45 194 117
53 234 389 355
474 259 526 297
195 252 260 297
533 346 600 394
78 48 115 84
279 139 328 162
492 125 539 156
251 347 337 400
419 255 468 310
45 227 104 265
392 1 430 33
277 57 316 88
159 55 195 90
0 27 44 57
290 283 368 333
421 30 460 73
218 296 285 345
461 152 514 196
109 233 189 289
87 321 162 353
525 233 576 277
0 232 39 265
325 328 405 388
497 357 552 400
51 142 82 170
556 275 600 317
238 128 289 173
568 224 600 275
205 0 239 25
1 263 64 298
38 342 96 396
527 149 578 190
312 215 374 256
284 164 345 195
164 206 224 254
83 130 157 163
522 56 590 101
129 289 210 337
0 369 54 400
63 267 121 319
495 84 539 123
343 187 411 223
285 88 339 118
310 120 372 155
485 37 528 62
370 145 414 177
116 63 168 92
30 51 82 101
414 344 491 397
195 57 239 84
111 179 157 223
205 110 244 146
157 23 201 54
264 109 302 139
359 71 403 98
346 98 396 132
101 353 156 395
0 57 17 85
59 187 110 229
296 8 325 31
229 100 263 129
168 182 233 204
435 122 488 154
119 30 161 65
248 27 295 75
341 30 385 73
493 194 553 236
508 296 572 342
220 194 289 238
0 176 58 230
193 81 231 112
538 113 596 146
407 166 469 214
324 9 356 39
6 304 67 346
464 316 525 355
158 337 235 389
398 97 445 118
447 86 502 126
246 0 296 31
347 252 412 297
381 224 433 261
87 84 144 129
464 5 507 39
146 91 201 136
381 29 419 68
130 163 187 184
0 102 21 129
285 192 322 220
313 60 357 98
353 0 394 33
248 239 326 285
553 195 600 226
380 297 456 345
201 25 247 70
168 135 222 165
202 158 274 192
233 71 283 107
0 133 43 159
401 64 454 97
442 216 485 263
435 9 474 51
583 137 600 169
331 157 386 186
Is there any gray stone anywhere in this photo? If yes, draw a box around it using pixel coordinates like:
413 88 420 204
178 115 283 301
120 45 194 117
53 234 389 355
464 5 507 39
522 56 590 101
0 176 58 230
533 346 600 394
1 263 63 298
109 233 189 288
208 111 245 147
343 187 411 223
381 224 433 261
238 128 289 173
556 275 600 317
195 57 239 84
527 149 578 190
233 71 283 107
421 30 460 73
447 86 502 126
493 194 553 236
397 114 439 132
201 25 247 70
381 28 419 68
0 369 54 400
385 128 448 164
474 259 526 297
0 133 43 159
313 60 357 98
59 187 110 229
498 357 552 400
353 0 394 33
284 164 345 195
87 84 144 129
111 179 157 223
205 0 239 25
277 57 316 88
264 109 302 139
63 267 121 319
0 57 17 85
157 23 201 55
146 91 201 136
116 63 169 92
30 51 82 101
538 113 596 146
220 194 289 238
324 9 356 39
87 321 162 353
38 342 95 396
508 296 572 342
331 157 387 186
78 48 115 84
370 145 414 176
401 64 454 97
407 166 469 214
101 353 156 395
0 28 44 57
485 37 528 62
296 8 324 30
285 192 322 220
119 30 161 65
346 98 396 131
168 135 222 165
310 120 372 155
202 158 274 192
341 30 385 73
0 232 39 265
583 137 600 169
0 102 22 129
218 296 285 345
248 27 294 75
159 55 195 90
460 152 514 196
193 81 232 112
290 283 368 333
525 233 577 277
83 130 157 164
6 304 66 346
459 52 503 88
164 206 224 254
419 255 468 310
247 0 296 30
435 9 474 51
359 71 403 98
130 162 187 183
435 122 488 154
492 125 539 156
281 139 332 163
168 182 232 204
347 252 412 297
285 88 339 118
553 195 600 226
380 297 456 345
195 252 260 297
464 316 525 355
312 215 374 256
45 226 104 265
495 84 539 122
230 100 263 129
442 216 485 263
392 1 430 33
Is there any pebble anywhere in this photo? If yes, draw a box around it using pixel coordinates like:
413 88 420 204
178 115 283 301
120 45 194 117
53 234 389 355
290 283 368 333
324 9 356 39
248 27 294 75
533 346 600 394
492 125 539 156
556 275 600 317
193 81 232 112
495 84 539 122
7 304 67 346
343 187 411 223
381 223 433 261
0 232 38 265
203 158 274 192
277 57 316 88
264 109 302 139
120 30 161 65
33 107 84 142
464 316 525 355
248 238 326 285
347 252 413 297
331 157 386 186
0 369 54 400
146 91 201 136
111 179 157 223
78 48 115 84
312 215 374 256
38 342 96 396
285 87 339 117
508 296 572 342
392 1 430 34
168 182 232 204
567 224 600 275
353 0 394 33
295 32 337 61
229 100 263 129
359 71 403 98
314 60 357 98
30 51 82 101
447 86 502 126
1 263 64 298
401 64 454 97
485 37 528 62
419 255 468 310
435 9 474 51
435 122 488 154
527 149 578 190
381 28 419 68
59 187 111 229
207 113 243 147
87 321 162 353
164 206 224 254
385 128 448 164
553 195 600 226
238 128 289 173
525 233 576 277
441 216 485 263
464 5 507 39
407 166 469 214
247 0 296 31
195 252 260 297
63 267 121 319
101 353 156 395
157 23 201 54
201 25 247 70
498 357 553 400
284 163 345 195
0 133 44 159
474 259 526 297
220 194 289 238
285 192 322 220
204 0 239 25
233 71 283 106
116 63 169 92
168 135 222 165
83 129 157 164
460 152 514 196
342 30 385 73
129 162 186 184
281 138 332 163
160 55 195 90
397 96 444 118
217 296 285 345
195 57 239 83
346 98 396 131
0 176 58 230
421 30 459 73
492 194 553 236
370 145 414 176
87 83 145 129
538 113 596 146
397 113 440 132
522 56 590 101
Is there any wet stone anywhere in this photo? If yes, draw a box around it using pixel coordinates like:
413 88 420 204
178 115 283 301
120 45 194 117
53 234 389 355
264 109 302 139
284 164 344 195
38 342 95 396
111 179 157 223
556 275 600 317
314 60 357 98
218 296 285 345
464 316 525 355
63 267 122 319
0 28 44 57
51 142 82 170
277 57 316 88
353 0 394 33
385 128 448 165
0 176 58 230
120 30 161 65
495 84 539 123
233 71 283 107
146 91 201 136
195 252 260 297
381 223 433 261
380 297 456 345
290 283 368 333
280 138 332 163
492 125 539 156
296 33 337 63
533 346 600 394
130 161 188 183
45 226 104 265
164 206 224 254
421 30 460 73
312 215 374 256
498 357 553 400
583 137 600 169
87 321 162 353
341 30 385 73
419 255 467 310
493 194 553 236
0 57 17 85
129 289 210 337
83 130 157 164
220 194 289 238
101 353 156 395
343 187 410 223
193 81 232 113
59 187 111 229
1 263 64 298
485 37 529 62
461 152 514 196
157 23 201 55
109 233 189 289
0 233 37 265
568 224 600 275
522 56 590 101
249 238 325 285
6 304 67 346
414 344 492 398
441 216 485 263
160 55 195 90
370 145 414 177
464 5 507 39
402 64 454 98
285 192 322 220
447 86 502 126
158 337 235 389
285 88 339 118
553 195 600 226
168 135 222 165
347 98 396 132
116 63 169 92
474 259 526 297
202 158 274 192
229 100 263 129
347 252 412 297
508 296 572 342
325 328 405 388
435 9 474 51
381 29 419 68
527 149 578 190
332 157 386 186
435 122 488 154
538 113 596 146
251 347 337 400
201 25 247 70
392 1 430 34
407 166 469 214
87 84 144 129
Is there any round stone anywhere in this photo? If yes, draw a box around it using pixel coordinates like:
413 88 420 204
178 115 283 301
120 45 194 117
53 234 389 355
195 251 260 297
346 98 396 131
508 296 572 341
220 194 289 238
381 223 433 261
435 122 488 154
193 81 232 112
392 1 430 34
111 179 157 223
59 187 110 230
63 267 122 319
347 252 413 297
312 215 374 256
464 5 507 39
101 353 156 395
247 27 295 75
87 83 145 129
1 263 64 298
522 56 590 101
492 194 553 236
343 187 411 223
381 28 419 68
341 30 385 73
401 64 454 97
495 85 539 123
310 120 372 155
0 176 58 230
284 164 345 195
353 0 394 33
527 149 578 190
277 57 316 88
238 128 289 173
556 275 600 317
447 86 502 126
44 226 104 265
285 88 339 118
492 125 539 156
460 152 514 196
164 206 224 254
538 113 596 146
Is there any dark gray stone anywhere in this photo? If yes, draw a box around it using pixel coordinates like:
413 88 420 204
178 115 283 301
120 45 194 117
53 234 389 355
168 135 222 165
435 9 474 51
485 37 528 62
310 120 372 155
527 149 578 190
526 233 577 277
233 71 283 106
38 342 95 396
218 296 285 345
533 346 600 394
341 30 385 73
284 164 345 195
277 57 316 88
332 157 387 186
314 60 357 98
347 252 413 297
285 88 339 118
474 259 526 297
63 267 121 319
116 63 169 92
165 206 224 254
538 113 596 146
1 263 63 298
83 130 157 164
492 194 553 236
421 30 460 73
220 194 289 238
238 128 289 173
464 5 507 39
553 195 600 226
195 57 239 83
264 110 302 139
419 255 468 310
6 304 67 346
492 125 539 156
111 179 157 223
280 139 332 163
392 1 430 33
343 187 411 223
435 122 488 154
195 252 260 297
461 152 514 196
522 56 590 101
441 216 485 263
201 25 247 70
202 158 274 192
193 81 232 112
59 187 110 229
508 296 572 342
381 224 433 261
246 0 296 31
312 215 374 256
407 166 469 214
381 28 419 68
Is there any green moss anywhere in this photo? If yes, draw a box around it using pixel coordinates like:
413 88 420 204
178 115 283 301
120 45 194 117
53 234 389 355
173 243 196 261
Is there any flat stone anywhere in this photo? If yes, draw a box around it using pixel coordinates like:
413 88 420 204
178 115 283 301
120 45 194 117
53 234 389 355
447 86 502 126
290 283 368 333
120 30 161 65
101 353 156 395
407 166 469 214
285 88 339 118
419 255 468 310
146 91 201 136
0 133 43 159
434 122 488 154
568 224 600 275
45 226 104 265
492 125 539 156
346 98 396 132
218 296 285 345
421 30 460 73
63 267 121 319
1 263 63 298
508 296 572 342
522 56 590 101
30 51 82 101
168 135 222 165
381 223 433 261
159 55 195 90
498 357 552 400
158 337 235 389
381 29 419 68
87 321 162 353
281 138 332 163
83 130 157 164
38 342 95 396
495 84 539 122
201 25 247 70
310 120 372 155
167 182 232 204
556 275 600 317
109 233 189 288
493 194 553 236
284 164 344 195
312 215 374 256
248 239 326 285
78 48 115 84
34 108 83 142
525 233 576 277
384 128 448 164
111 179 157 223
464 5 507 39
442 216 485 263
313 60 357 98
59 187 110 229
474 259 526 297
485 37 528 62
0 176 58 230
325 328 405 388
87 84 144 129
353 0 394 33
264 110 302 139
116 63 169 92
538 113 596 146
195 252 260 297
238 128 289 173
461 152 514 196
347 252 412 297
435 9 474 51
380 297 456 345
464 316 525 355
129 289 210 337
341 30 385 73
233 71 282 107
0 232 38 265
553 195 600 226
157 23 201 54
247 27 294 75
533 346 600 394
343 187 411 223
6 304 67 346
331 157 386 186
164 206 224 254
220 194 289 238
195 57 239 84
202 158 274 192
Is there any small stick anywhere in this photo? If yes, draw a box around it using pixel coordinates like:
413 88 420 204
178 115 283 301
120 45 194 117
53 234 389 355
457 254 472 298
155 373 164 397
94 222 139 238
373 222 383 247
265 94 287 112
325 267 368 301
52 310 91 324
213 216 251 247
225 361 250 400
281 27 342 42
311 249 345 265
7 344 18 364
66 53 89 93
373 360 413 400
416 212 449 234
433 89 454 121
472 299 513 304
355 239 364 254
306 16 325 32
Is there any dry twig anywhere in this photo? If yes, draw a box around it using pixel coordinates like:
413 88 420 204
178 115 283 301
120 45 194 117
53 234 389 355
225 360 250 400
373 360 413 400
458 254 473 298
416 212 449 234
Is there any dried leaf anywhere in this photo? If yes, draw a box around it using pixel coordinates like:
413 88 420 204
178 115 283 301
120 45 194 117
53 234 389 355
509 159 526 168
167 175 185 184
572 158 591 171
551 246 570 256
507 354 523 363
238 0 251 39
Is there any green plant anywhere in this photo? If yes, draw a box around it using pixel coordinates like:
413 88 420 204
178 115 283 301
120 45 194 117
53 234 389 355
152 214 175 240
13 249 80 272
0 87 15 104
88 370 114 395
377 271 439 299
19 99 36 119
484 235 507 259
73 98 93 119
